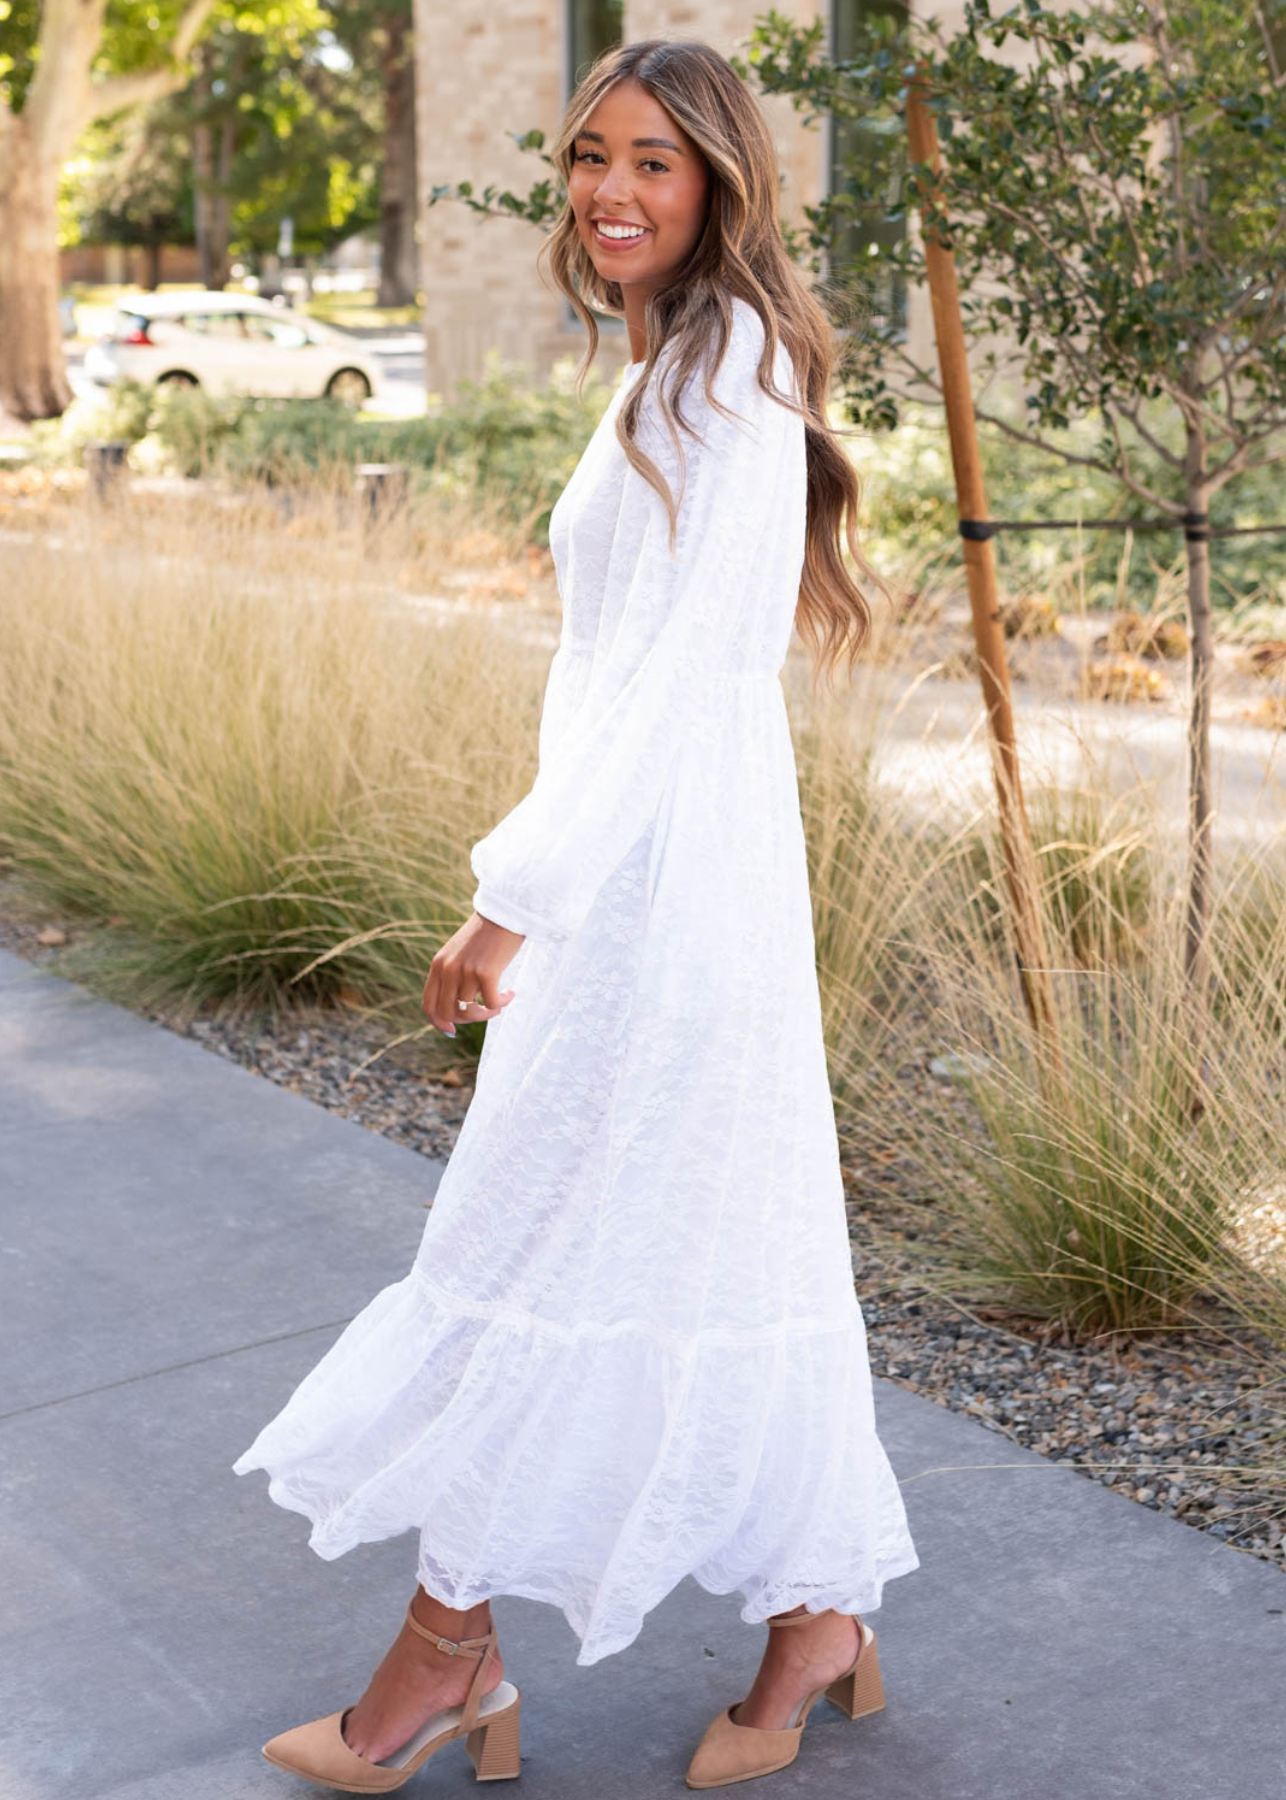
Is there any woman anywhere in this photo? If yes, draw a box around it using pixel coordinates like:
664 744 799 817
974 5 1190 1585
232 36 918 1793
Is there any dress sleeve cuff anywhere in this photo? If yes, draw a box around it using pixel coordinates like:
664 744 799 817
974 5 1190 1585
471 884 570 942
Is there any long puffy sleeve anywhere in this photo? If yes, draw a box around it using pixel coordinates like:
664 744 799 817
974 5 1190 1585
469 305 803 943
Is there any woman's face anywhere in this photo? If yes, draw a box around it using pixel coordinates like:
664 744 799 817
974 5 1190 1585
568 78 710 296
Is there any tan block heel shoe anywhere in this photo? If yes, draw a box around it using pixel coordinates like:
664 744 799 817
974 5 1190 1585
685 1607 885 1790
260 1598 522 1792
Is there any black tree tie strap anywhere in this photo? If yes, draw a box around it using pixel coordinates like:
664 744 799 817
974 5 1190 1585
956 511 1286 543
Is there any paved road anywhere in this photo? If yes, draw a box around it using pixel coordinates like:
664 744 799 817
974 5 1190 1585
1 947 1282 1799
836 658 1286 862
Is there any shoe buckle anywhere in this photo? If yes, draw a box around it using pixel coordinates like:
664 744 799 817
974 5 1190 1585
433 1634 460 1655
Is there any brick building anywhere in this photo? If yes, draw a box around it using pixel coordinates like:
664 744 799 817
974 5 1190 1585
413 2 962 395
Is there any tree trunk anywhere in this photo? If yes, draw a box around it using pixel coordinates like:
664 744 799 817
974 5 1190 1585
213 115 235 284
195 156 231 287
1182 419 1214 1077
146 241 163 290
1 0 216 421
193 48 232 291
378 13 419 308
0 117 73 422
194 73 215 287
194 123 232 289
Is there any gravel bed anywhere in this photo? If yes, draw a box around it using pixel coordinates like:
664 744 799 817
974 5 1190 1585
3 899 1282 1577
848 1207 1284 1568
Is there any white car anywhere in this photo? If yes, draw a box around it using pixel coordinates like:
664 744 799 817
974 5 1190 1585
84 291 380 405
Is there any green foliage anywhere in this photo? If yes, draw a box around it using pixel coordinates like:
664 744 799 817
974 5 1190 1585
427 129 565 229
90 375 157 446
747 1 1286 514
95 2 211 79
3 1 225 118
0 0 41 113
65 107 194 250
419 355 612 530
24 376 159 464
1211 844 1286 1041
0 539 479 1011
55 1 382 261
896 832 1285 1338
209 2 380 258
81 355 613 537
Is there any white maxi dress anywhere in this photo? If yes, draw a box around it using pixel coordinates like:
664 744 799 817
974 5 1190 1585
232 296 919 1666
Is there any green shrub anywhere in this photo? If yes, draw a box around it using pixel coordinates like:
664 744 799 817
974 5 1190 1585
150 386 259 479
88 377 156 448
133 351 612 537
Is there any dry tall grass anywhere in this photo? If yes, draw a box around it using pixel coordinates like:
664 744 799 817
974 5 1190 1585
0 478 551 1018
2 478 1284 1367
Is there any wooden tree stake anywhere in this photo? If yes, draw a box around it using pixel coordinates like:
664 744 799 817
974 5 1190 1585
905 75 1063 1068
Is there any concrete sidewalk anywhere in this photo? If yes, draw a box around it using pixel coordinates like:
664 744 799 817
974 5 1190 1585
1 946 1282 1800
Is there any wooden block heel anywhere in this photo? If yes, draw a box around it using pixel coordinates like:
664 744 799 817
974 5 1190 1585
467 1693 522 1781
824 1626 885 1719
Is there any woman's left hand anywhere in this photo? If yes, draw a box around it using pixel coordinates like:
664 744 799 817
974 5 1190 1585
422 912 524 1035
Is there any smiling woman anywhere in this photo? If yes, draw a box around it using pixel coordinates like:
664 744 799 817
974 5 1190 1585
231 35 916 1800
568 89 710 339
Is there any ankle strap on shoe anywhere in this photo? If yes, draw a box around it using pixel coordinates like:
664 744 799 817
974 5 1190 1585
404 1599 493 1659
404 1597 497 1735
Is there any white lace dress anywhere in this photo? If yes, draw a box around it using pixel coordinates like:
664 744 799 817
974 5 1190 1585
232 296 919 1665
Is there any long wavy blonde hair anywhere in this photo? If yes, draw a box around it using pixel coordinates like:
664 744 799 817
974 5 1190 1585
538 37 882 689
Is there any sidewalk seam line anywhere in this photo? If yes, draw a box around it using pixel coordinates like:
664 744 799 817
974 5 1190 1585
0 1318 354 1424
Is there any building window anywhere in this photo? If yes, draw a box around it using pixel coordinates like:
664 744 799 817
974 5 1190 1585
829 0 908 332
567 1 624 94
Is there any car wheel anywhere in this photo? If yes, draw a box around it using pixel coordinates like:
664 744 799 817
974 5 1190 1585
326 368 371 407
157 371 200 389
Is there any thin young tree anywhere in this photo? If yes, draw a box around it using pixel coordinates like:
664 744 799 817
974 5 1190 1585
748 0 1286 1013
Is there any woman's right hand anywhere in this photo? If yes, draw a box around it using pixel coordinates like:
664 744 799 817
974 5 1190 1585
422 912 523 1036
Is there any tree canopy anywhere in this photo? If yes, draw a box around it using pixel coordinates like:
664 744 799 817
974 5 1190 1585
746 0 1286 508
26 1 385 263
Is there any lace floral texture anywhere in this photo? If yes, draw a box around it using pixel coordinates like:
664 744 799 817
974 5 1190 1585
232 297 920 1664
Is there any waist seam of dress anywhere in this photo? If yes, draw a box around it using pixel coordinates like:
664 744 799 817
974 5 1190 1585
410 1264 859 1354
